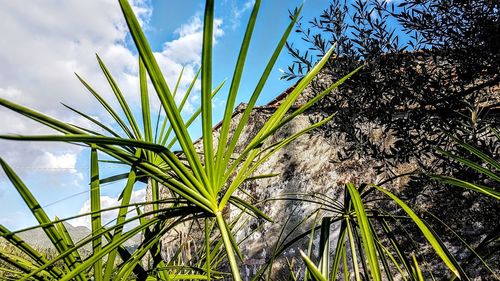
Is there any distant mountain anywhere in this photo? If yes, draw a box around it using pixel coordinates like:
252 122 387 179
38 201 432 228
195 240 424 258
16 222 141 254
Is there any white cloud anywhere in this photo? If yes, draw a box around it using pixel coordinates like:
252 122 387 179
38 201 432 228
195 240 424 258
71 187 146 228
35 152 77 170
229 0 255 30
0 1 224 172
163 15 224 64
154 15 224 113
0 0 151 175
0 2 225 230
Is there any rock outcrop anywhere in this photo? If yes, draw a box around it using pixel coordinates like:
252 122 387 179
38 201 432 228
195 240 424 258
146 52 500 280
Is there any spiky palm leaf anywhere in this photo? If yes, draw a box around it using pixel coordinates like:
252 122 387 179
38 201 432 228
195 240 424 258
0 0 358 280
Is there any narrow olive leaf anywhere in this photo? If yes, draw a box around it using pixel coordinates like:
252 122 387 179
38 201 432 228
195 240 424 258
96 54 143 140
214 0 261 187
54 217 83 268
243 173 279 182
173 66 184 98
139 57 153 144
300 250 328 281
0 158 84 277
160 69 201 146
318 217 331 277
435 148 500 182
379 218 413 278
342 246 349 281
179 69 201 111
0 98 82 135
89 146 103 281
75 73 135 139
0 134 165 152
151 179 160 215
0 225 63 279
445 133 500 170
425 210 499 279
166 79 226 148
252 42 336 142
424 221 470 280
346 183 382 281
201 0 215 187
158 66 185 145
331 222 347 281
99 172 132 185
61 103 121 138
286 257 298 281
353 228 370 280
374 241 403 281
153 105 163 143
205 217 212 281
412 255 424 281
279 65 362 125
304 211 321 281
491 127 500 141
118 0 208 187
368 221 395 281
430 174 500 200
228 196 272 222
371 184 461 278
222 4 303 173
65 124 104 138
346 218 361 281
214 212 242 280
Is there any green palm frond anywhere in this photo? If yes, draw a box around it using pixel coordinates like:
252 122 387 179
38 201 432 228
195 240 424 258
0 0 358 280
432 129 500 200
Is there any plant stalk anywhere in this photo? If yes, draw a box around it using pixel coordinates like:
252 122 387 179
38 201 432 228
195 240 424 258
205 217 211 281
215 211 242 281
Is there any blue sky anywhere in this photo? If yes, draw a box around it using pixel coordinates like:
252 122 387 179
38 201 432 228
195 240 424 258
0 0 334 231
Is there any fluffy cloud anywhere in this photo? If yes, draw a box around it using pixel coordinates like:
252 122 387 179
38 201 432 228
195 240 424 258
162 16 224 64
71 187 146 228
0 0 150 174
0 1 223 172
229 0 255 30
0 1 224 230
34 152 78 172
154 15 224 112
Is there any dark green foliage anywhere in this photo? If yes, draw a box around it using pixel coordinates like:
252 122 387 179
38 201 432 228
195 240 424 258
283 0 499 177
283 0 500 279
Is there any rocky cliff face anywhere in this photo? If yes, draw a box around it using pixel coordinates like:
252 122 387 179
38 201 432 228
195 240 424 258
146 55 500 280
146 105 425 279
